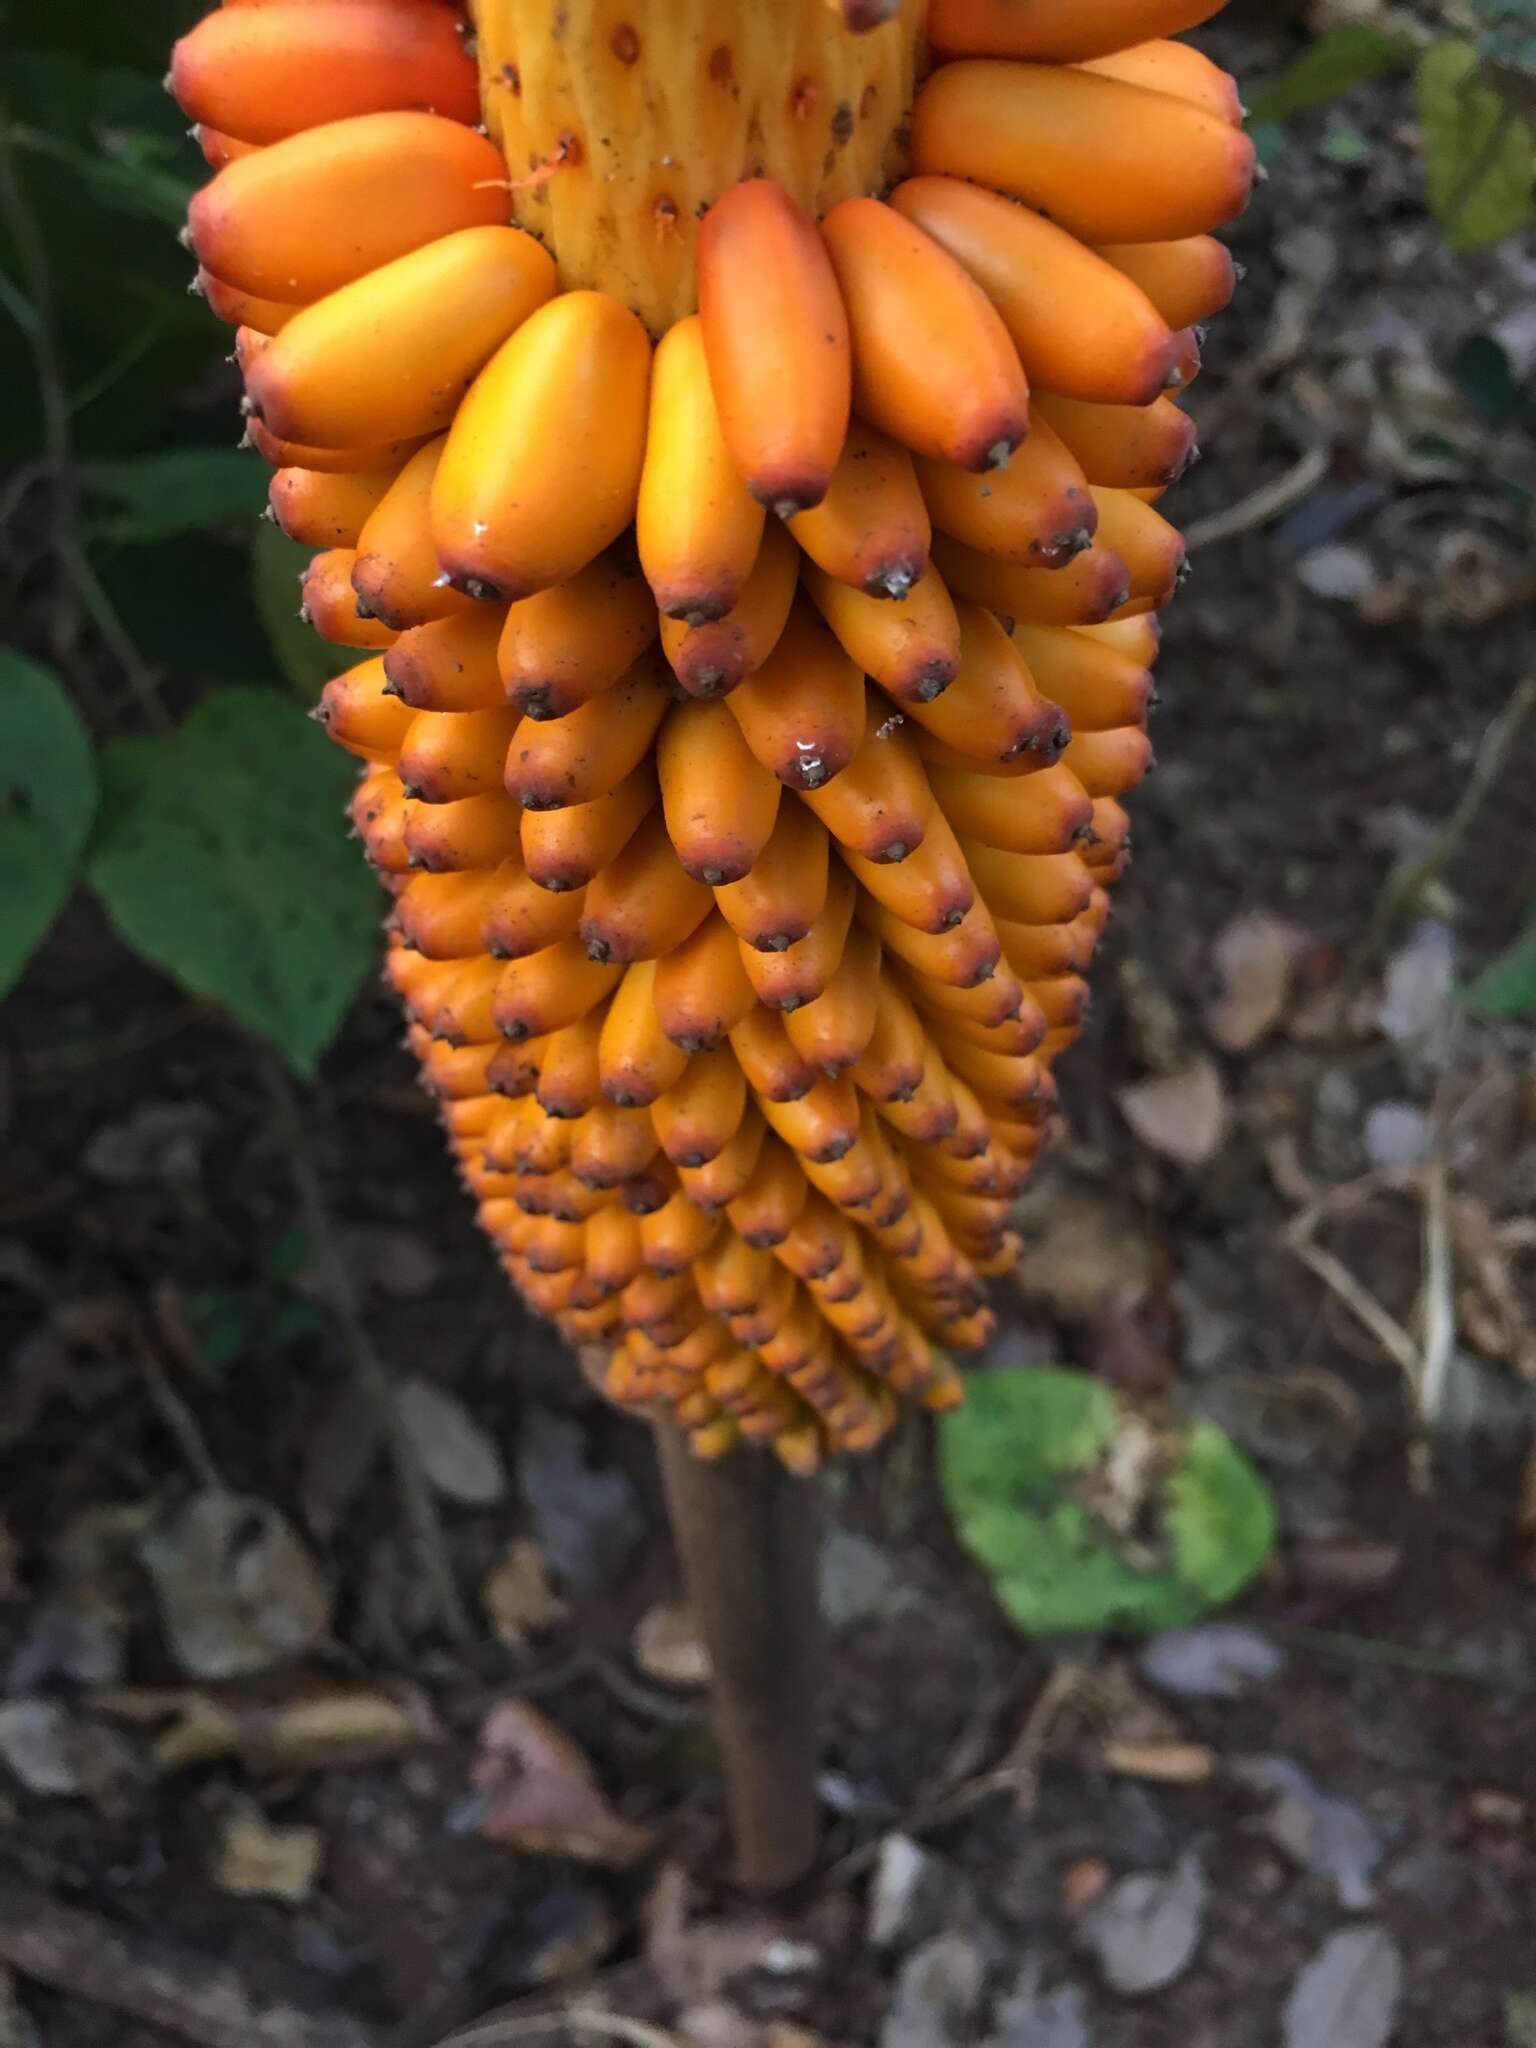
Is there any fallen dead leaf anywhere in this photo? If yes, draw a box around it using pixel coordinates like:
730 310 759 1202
1204 913 1302 1052
1139 1624 1285 1701
641 1864 820 2015
1466 1787 1526 1831
866 1834 950 1953
1116 1058 1227 1168
1235 1755 1381 1910
1283 1926 1402 2048
1010 1186 1158 1320
1377 920 1455 1045
138 1492 332 1681
483 1538 568 1649
986 1974 1090 2048
1289 1539 1403 1600
470 1699 652 1866
1100 1739 1217 1785
211 1794 322 1903
516 1407 644 1593
395 1376 507 1506
1061 1858 1111 1915
83 1102 215 1184
0 1701 79 1796
94 1674 440 1774
1079 1849 1208 1996
883 1931 985 2048
632 1603 711 1689
1086 1302 1174 1399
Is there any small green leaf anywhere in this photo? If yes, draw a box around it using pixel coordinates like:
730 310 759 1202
253 521 367 699
1417 38 1536 250
0 652 98 998
1247 25 1415 125
84 449 269 543
1463 920 1536 1017
1318 118 1375 166
88 687 378 1072
939 1368 1277 1637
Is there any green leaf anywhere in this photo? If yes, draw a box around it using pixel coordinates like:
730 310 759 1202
84 449 270 543
1247 25 1415 125
100 534 278 685
1417 38 1536 250
1167 1422 1278 1607
939 1368 1277 1637
1463 920 1536 1017
939 1363 1119 1507
0 652 98 998
253 521 368 699
1318 118 1375 167
88 687 378 1072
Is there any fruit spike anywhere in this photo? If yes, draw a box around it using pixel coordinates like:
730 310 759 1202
171 0 1249 1466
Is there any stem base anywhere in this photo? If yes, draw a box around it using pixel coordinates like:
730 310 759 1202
656 1424 822 1894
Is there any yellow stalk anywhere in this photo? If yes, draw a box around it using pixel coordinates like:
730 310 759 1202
470 0 925 331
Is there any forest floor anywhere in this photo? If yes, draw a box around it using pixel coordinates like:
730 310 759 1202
2 8 1535 2047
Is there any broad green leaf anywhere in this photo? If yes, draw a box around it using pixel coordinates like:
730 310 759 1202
84 449 269 543
1463 920 1536 1017
1247 25 1415 125
88 687 377 1072
100 534 279 684
0 652 98 998
1417 39 1536 250
253 521 367 699
940 1368 1277 1637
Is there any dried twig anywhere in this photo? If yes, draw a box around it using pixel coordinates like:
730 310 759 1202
0 1879 375 2048
1285 1235 1422 1390
1416 1075 1458 1442
439 2011 685 2048
1274 1624 1535 1693
1182 441 1331 550
826 1659 1089 1883
1332 674 1536 1035
136 1333 226 1493
263 1057 474 1645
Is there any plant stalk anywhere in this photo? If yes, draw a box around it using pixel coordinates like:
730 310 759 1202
469 0 922 331
655 1424 822 1894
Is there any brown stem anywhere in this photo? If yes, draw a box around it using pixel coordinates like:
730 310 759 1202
655 1424 821 1894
